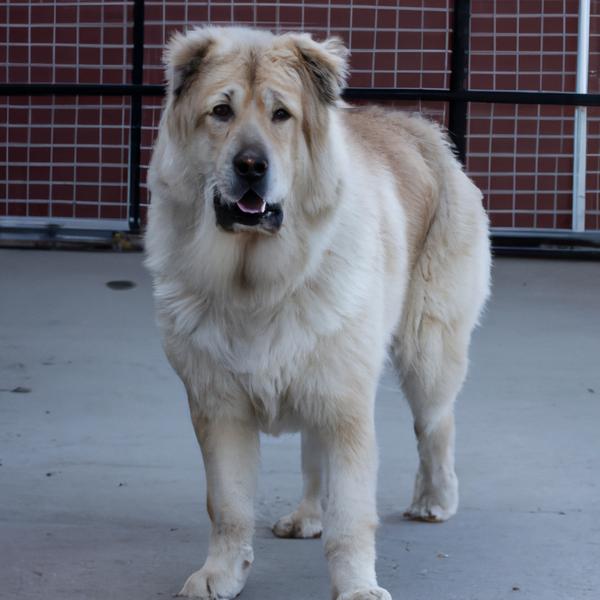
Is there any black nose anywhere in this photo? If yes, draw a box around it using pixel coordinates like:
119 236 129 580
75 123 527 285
233 147 268 183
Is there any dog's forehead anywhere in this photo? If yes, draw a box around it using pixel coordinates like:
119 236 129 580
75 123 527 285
206 39 302 93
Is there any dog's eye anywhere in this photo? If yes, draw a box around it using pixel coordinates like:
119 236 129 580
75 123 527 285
272 108 291 122
212 104 233 120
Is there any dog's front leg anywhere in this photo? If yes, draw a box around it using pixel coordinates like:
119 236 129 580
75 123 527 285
178 415 259 600
322 412 391 600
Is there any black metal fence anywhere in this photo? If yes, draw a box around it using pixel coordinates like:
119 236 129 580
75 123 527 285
2 0 600 251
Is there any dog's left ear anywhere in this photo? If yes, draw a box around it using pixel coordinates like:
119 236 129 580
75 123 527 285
287 34 349 104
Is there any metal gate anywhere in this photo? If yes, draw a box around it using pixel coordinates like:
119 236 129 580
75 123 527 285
1 1 599 243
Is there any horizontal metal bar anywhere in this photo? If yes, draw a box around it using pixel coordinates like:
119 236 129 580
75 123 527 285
465 89 600 106
491 228 600 259
0 83 165 96
2 220 599 243
492 246 600 260
0 227 114 242
344 88 600 106
0 217 128 231
491 228 600 247
2 83 600 107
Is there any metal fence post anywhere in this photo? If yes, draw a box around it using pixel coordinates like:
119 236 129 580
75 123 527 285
572 0 590 232
448 0 470 165
127 0 145 233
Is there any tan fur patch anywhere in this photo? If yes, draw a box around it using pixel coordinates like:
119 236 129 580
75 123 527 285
341 106 441 272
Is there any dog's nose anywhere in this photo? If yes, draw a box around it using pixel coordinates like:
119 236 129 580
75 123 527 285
233 147 268 183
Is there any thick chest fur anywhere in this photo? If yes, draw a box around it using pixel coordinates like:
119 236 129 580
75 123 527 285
156 269 375 431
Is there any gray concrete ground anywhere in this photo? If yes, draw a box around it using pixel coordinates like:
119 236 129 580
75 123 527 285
0 249 599 600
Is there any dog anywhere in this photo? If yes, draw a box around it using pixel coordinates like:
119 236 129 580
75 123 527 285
145 26 491 600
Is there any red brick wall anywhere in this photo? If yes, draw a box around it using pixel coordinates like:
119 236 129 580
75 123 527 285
468 0 596 229
1 2 132 221
1 1 599 230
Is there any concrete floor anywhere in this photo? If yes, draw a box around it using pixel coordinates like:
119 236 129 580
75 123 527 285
0 249 599 600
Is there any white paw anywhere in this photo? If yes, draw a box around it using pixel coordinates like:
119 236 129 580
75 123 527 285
337 586 392 600
272 510 322 539
404 469 458 522
403 501 455 522
177 545 253 599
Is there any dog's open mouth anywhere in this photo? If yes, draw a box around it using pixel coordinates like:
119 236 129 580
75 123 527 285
214 189 283 233
237 190 266 214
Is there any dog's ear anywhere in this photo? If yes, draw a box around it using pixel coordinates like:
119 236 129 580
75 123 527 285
164 28 214 99
287 34 349 104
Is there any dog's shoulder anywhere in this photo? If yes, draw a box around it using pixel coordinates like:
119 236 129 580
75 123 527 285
339 104 445 267
340 104 443 149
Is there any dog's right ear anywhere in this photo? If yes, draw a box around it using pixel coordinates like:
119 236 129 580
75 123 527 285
164 28 214 99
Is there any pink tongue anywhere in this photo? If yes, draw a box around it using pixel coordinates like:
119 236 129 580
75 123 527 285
237 192 266 214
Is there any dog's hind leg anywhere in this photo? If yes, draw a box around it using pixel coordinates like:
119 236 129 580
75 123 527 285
272 429 323 539
393 214 489 522
395 320 470 522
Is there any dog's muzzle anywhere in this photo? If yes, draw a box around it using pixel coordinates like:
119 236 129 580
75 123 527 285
213 188 283 233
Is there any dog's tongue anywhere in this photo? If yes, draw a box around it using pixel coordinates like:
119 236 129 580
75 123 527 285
237 190 266 214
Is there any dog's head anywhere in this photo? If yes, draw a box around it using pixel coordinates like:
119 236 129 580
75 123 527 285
160 27 349 235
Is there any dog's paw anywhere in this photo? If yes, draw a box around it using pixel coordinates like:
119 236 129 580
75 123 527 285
403 486 458 522
337 586 392 600
403 501 455 522
177 567 247 600
272 511 322 539
177 545 253 599
404 468 458 522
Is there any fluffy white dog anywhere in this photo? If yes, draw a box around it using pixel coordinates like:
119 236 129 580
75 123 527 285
145 26 491 600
